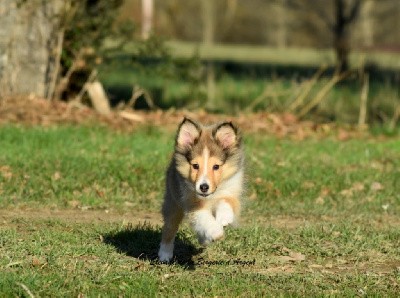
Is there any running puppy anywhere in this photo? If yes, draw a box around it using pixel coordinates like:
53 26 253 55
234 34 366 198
158 117 245 262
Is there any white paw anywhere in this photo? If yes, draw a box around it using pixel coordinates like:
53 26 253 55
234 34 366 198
215 201 235 227
158 242 174 262
191 210 224 245
198 221 224 245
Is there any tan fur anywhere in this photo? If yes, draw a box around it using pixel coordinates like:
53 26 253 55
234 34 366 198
161 207 184 244
219 197 241 215
158 118 245 262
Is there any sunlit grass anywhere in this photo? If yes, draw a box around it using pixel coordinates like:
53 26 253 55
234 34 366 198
0 125 399 296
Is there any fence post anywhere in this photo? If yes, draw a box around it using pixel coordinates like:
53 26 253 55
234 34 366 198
202 0 217 110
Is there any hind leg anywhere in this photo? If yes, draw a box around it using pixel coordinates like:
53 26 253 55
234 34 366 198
158 201 184 262
215 197 240 227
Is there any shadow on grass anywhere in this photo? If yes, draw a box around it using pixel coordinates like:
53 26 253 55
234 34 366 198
103 222 202 269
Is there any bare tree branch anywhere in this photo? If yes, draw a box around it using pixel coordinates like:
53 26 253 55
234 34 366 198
344 0 361 23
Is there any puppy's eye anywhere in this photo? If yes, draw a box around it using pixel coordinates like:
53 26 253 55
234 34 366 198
192 164 199 170
213 164 220 170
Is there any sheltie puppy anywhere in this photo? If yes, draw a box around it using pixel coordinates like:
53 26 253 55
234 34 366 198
158 117 245 262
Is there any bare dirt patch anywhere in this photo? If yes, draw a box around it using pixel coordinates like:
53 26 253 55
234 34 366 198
0 208 162 227
243 213 400 230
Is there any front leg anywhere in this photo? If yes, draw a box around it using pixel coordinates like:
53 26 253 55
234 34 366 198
215 198 240 227
189 209 224 245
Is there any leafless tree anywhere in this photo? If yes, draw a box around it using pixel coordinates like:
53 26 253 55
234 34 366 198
333 0 361 72
287 0 362 72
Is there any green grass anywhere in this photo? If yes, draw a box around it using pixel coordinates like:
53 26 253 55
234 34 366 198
0 125 169 210
1 125 399 296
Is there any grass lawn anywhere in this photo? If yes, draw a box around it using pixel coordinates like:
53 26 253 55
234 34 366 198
0 124 399 296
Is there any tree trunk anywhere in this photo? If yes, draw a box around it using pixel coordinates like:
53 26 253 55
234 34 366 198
333 0 361 73
334 33 350 73
0 0 63 99
141 0 153 39
333 0 350 73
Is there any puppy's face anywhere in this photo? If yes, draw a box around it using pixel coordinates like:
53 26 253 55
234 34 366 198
174 118 242 199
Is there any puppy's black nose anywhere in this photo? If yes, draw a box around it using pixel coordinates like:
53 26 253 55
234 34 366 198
200 183 209 193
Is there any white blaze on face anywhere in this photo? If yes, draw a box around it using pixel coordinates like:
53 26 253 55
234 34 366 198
196 147 210 194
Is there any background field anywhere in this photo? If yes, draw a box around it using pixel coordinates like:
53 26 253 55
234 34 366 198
100 40 400 125
1 124 399 296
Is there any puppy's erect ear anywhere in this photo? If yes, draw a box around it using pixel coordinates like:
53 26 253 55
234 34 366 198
213 121 240 150
176 117 201 149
